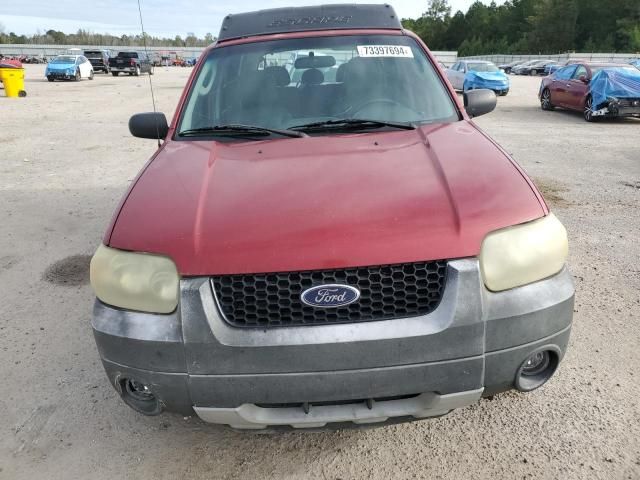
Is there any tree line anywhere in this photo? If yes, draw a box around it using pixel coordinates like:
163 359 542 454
402 0 640 56
0 24 215 48
1 1 639 55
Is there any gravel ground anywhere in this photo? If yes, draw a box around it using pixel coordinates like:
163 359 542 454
0 65 638 480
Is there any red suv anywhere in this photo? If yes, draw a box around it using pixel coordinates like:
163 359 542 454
90 5 574 430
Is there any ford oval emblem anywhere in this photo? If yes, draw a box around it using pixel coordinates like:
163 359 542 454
301 284 360 308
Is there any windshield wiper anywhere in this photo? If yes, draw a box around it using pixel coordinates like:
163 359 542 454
178 124 308 138
290 118 416 132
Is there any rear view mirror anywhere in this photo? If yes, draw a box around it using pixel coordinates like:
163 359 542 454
129 112 169 139
463 89 497 118
294 55 336 69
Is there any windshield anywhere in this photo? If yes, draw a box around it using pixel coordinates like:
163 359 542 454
178 34 458 137
52 56 76 64
467 62 499 72
84 51 103 58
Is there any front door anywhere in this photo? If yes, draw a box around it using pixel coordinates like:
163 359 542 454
550 65 577 108
564 65 589 111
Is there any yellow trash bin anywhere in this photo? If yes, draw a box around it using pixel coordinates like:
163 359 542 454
0 67 27 98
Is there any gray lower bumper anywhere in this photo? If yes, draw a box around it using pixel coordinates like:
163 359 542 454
92 259 574 429
194 389 484 429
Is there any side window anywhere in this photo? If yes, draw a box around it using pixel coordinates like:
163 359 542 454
451 62 459 71
555 65 577 81
460 63 466 72
572 65 587 79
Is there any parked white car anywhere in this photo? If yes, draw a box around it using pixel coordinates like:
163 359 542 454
45 55 94 82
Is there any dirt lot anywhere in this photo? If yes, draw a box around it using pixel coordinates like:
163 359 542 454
1 65 639 480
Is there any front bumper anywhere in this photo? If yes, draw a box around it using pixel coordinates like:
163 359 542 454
466 83 509 95
46 71 75 80
593 100 640 118
92 259 574 429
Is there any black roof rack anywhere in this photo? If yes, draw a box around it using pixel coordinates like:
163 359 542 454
218 4 402 42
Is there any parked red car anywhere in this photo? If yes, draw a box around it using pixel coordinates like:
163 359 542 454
539 62 640 121
90 4 573 430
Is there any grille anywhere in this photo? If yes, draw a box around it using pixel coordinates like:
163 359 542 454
617 98 640 107
211 261 448 328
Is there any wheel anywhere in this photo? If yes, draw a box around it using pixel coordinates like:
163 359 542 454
134 66 141 77
47 76 54 82
530 69 537 76
75 69 81 81
584 95 596 122
541 88 555 111
89 70 94 80
18 90 27 97
112 71 119 76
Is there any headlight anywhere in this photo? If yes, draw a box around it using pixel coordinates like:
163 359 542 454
479 214 568 292
90 245 179 313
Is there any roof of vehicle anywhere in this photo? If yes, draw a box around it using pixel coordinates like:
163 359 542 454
462 60 492 64
584 62 631 68
218 4 402 42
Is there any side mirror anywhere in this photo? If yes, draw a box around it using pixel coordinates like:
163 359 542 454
463 89 497 118
129 112 169 139
579 75 589 83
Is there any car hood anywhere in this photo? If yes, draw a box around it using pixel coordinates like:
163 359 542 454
467 71 508 82
47 63 75 70
590 68 640 107
107 123 545 275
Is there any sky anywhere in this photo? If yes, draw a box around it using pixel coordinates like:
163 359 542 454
0 1 494 39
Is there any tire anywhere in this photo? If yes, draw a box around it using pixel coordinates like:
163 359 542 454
75 69 81 81
541 88 555 111
112 71 119 76
584 95 596 122
18 90 27 97
47 76 54 82
530 69 537 76
134 66 141 77
89 70 94 80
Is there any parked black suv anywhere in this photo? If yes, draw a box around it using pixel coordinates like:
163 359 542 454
84 49 110 73
108 51 154 76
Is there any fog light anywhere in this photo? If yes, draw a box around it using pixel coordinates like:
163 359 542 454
119 377 162 416
515 348 559 392
126 379 155 401
522 351 550 376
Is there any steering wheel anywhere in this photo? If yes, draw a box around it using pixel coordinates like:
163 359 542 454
350 98 423 118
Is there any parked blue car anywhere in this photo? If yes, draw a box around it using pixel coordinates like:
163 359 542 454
630 59 640 69
445 60 510 96
45 55 94 81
